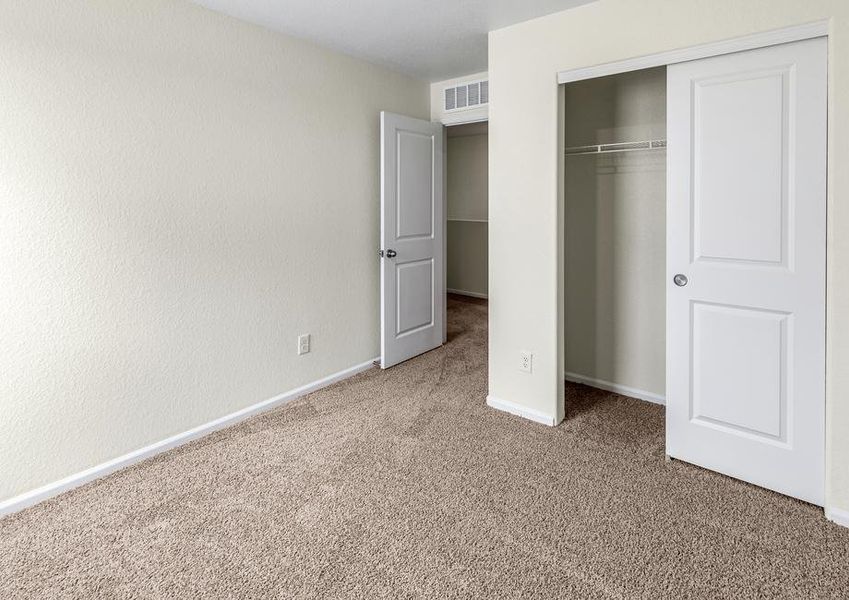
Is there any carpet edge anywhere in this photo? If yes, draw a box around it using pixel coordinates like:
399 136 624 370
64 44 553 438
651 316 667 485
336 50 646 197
0 356 379 518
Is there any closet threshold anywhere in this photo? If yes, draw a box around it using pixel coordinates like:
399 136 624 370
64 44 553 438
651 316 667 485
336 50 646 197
565 139 667 156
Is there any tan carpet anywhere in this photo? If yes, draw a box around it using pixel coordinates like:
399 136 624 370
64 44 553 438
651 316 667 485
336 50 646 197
1 295 848 599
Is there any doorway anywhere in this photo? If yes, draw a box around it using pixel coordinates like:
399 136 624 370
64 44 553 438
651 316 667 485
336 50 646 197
378 113 488 368
446 121 489 301
563 66 667 404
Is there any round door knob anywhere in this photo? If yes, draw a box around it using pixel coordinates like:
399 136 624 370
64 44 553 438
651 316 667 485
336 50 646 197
385 249 397 258
673 274 688 287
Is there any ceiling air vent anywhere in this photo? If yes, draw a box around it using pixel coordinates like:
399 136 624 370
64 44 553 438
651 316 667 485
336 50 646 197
444 79 489 112
445 87 456 111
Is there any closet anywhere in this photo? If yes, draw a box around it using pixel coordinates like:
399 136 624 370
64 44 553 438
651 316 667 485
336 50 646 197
563 67 667 402
560 38 828 506
446 121 488 299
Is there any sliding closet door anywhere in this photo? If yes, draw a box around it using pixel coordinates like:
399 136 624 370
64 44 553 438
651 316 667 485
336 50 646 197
666 38 826 505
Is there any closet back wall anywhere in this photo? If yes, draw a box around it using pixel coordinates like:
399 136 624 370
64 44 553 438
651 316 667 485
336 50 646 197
564 68 666 398
0 0 428 504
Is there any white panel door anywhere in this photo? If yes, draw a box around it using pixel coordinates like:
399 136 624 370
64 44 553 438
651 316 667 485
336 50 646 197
380 111 444 368
666 38 827 505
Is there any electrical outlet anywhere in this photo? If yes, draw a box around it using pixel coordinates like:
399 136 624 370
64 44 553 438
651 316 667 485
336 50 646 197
298 334 310 355
519 350 533 373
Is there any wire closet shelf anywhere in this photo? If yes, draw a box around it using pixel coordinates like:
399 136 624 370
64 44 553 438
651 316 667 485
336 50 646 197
564 139 667 156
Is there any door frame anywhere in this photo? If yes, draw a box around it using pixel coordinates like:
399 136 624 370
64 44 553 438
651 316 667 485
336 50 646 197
436 113 490 343
554 21 830 508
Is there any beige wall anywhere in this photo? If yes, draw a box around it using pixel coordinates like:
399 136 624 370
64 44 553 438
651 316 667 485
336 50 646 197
564 68 666 396
488 0 849 512
0 0 428 503
447 222 489 297
447 127 488 296
448 130 489 221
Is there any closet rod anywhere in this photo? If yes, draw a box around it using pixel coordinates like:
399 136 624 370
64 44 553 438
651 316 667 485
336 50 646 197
564 139 667 156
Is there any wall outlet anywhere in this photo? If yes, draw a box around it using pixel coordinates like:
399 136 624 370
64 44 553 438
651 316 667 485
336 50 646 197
519 350 533 373
298 334 311 355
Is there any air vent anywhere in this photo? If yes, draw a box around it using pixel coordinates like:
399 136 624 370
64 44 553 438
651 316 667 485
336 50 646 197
443 79 489 113
445 87 456 111
456 85 468 108
468 82 480 105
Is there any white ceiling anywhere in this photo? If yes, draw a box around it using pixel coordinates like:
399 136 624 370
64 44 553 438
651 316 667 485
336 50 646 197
190 0 596 82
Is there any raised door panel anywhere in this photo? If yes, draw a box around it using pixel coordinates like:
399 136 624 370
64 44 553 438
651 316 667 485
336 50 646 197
691 302 788 442
693 69 789 267
396 131 434 240
396 259 434 336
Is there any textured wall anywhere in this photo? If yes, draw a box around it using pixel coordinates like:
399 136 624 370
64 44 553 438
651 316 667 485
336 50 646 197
564 68 666 396
488 0 849 512
0 0 428 502
447 130 488 296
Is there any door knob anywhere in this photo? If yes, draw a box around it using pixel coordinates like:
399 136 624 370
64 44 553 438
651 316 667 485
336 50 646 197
385 249 397 258
673 274 688 287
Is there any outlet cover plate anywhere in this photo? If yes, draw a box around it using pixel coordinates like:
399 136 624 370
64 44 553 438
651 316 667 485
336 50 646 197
519 350 533 373
298 334 311 355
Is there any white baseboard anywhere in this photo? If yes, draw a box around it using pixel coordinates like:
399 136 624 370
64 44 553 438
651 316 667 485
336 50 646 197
564 372 665 405
0 357 379 518
486 395 557 426
826 507 849 529
447 288 488 299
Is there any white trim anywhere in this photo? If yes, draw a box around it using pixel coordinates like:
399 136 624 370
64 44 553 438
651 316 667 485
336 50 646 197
486 395 558 426
447 218 488 223
447 288 488 299
0 358 379 518
440 113 488 126
557 21 829 84
826 507 849 529
565 372 666 405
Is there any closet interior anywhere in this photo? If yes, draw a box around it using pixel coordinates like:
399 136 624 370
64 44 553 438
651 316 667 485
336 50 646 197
446 121 488 299
563 67 667 401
